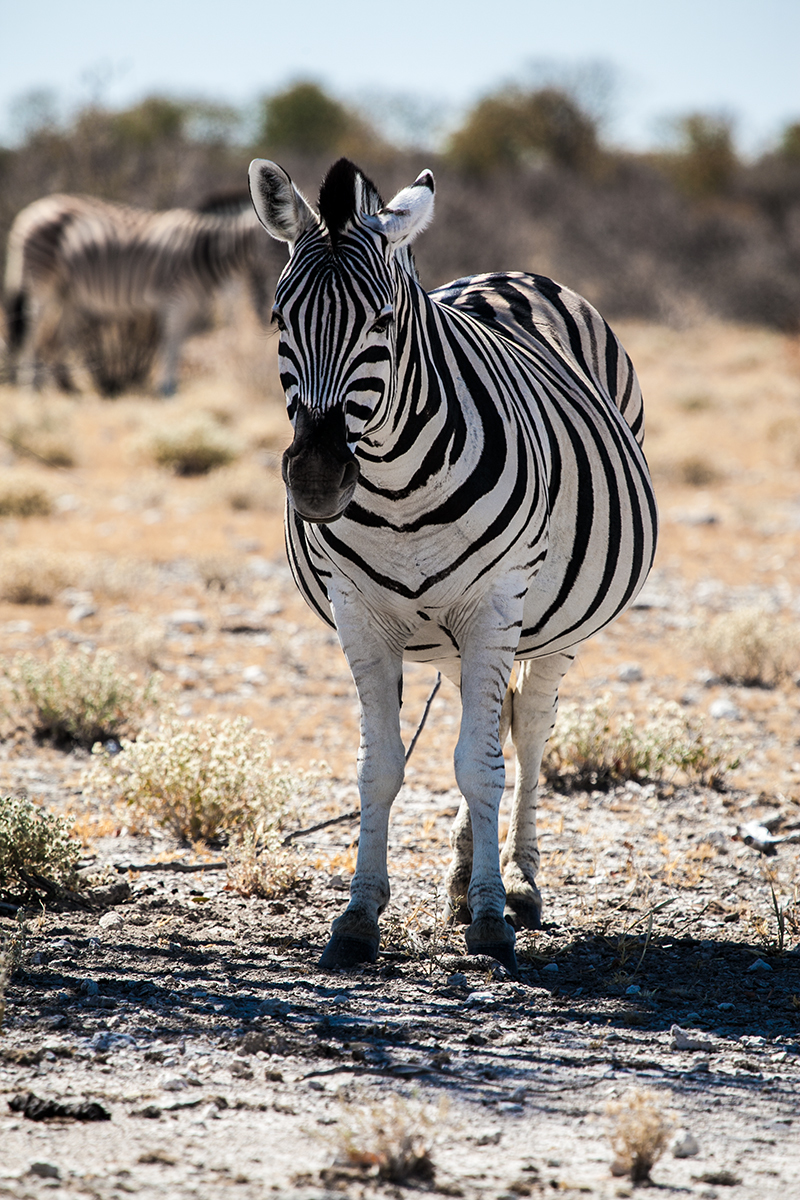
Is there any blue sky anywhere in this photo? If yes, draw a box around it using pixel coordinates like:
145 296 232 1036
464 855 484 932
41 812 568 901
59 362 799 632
2 0 798 152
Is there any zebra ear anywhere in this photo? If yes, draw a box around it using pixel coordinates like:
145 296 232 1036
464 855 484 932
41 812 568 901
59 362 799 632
248 159 317 244
362 170 435 248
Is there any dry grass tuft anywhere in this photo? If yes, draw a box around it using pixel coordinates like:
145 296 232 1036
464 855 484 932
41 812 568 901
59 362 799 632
4 649 160 747
0 474 53 517
607 1088 673 1183
86 710 307 843
543 694 738 789
0 395 76 468
226 832 307 899
142 413 242 475
0 548 76 604
329 1094 444 1184
211 463 283 513
678 454 720 486
700 606 800 687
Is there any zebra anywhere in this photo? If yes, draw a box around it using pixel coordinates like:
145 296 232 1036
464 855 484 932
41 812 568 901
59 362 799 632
248 156 658 974
4 191 283 395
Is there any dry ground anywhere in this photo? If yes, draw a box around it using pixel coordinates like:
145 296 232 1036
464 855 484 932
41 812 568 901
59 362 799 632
0 296 799 1198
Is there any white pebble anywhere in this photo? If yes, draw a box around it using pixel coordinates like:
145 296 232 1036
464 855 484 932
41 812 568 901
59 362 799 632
672 1130 700 1158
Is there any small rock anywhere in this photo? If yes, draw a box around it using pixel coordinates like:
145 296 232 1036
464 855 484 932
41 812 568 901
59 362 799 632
618 663 643 683
98 911 123 930
747 958 772 972
307 1079 325 1091
258 998 289 1017
446 973 468 988
709 697 740 721
541 963 558 974
625 984 641 996
28 1163 60 1180
166 609 206 631
80 979 99 996
498 1103 523 1115
464 990 496 1006
672 1130 700 1158
671 1024 714 1051
474 1129 502 1146
717 1002 735 1011
242 665 266 684
161 1077 187 1091
332 993 349 1006
508 1087 528 1104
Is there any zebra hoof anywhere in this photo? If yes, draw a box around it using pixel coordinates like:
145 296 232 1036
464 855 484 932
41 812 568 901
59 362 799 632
318 934 379 970
468 940 519 977
503 895 542 931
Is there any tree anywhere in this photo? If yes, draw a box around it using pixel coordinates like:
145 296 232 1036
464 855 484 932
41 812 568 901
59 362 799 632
662 113 738 199
447 86 600 175
259 81 379 158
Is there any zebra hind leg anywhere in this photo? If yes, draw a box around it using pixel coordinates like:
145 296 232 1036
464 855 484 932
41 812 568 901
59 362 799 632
501 652 573 930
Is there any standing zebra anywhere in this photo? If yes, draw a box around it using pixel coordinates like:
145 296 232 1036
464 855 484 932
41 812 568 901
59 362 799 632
249 157 657 973
4 192 282 395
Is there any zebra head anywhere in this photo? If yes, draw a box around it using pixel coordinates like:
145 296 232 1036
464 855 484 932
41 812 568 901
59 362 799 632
248 157 435 523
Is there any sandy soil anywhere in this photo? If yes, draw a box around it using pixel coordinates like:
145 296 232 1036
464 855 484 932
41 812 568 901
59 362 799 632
0 307 799 1197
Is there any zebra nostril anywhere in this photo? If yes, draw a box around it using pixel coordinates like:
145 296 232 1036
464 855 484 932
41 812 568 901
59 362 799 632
341 460 360 490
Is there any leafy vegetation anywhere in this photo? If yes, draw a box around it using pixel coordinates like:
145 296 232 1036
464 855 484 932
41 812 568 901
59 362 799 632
4 649 159 747
0 795 80 901
542 694 738 789
87 711 306 843
701 607 800 687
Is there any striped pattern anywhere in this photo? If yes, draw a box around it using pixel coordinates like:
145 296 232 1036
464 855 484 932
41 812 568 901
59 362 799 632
249 157 657 972
4 192 276 394
286 267 654 665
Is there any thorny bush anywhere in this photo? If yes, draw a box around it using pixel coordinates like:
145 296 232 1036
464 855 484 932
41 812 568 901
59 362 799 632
0 794 80 901
4 649 160 747
542 694 738 789
87 709 308 843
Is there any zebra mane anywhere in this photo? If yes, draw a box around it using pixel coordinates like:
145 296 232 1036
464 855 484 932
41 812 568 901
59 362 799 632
318 159 383 247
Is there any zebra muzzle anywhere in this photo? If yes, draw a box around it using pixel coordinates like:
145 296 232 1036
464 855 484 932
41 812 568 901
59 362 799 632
282 405 360 523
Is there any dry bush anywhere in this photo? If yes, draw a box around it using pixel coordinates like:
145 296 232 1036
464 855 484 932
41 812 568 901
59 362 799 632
4 649 160 747
142 413 242 475
210 463 283 513
0 473 53 517
102 612 166 668
607 1088 673 1183
0 795 80 901
226 832 307 899
81 555 159 601
542 694 738 789
87 710 305 843
701 606 800 686
195 553 244 592
329 1094 444 1184
0 396 76 468
678 454 720 486
0 548 76 604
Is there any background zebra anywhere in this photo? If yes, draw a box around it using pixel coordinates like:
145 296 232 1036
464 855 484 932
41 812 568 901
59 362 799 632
3 192 284 396
249 156 658 974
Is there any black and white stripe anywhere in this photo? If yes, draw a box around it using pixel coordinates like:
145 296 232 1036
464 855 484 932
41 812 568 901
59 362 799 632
249 157 657 973
4 192 277 394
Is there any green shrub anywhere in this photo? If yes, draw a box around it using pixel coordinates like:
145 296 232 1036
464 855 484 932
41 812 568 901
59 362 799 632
87 711 304 843
259 81 379 158
542 694 737 789
5 649 160 747
0 795 80 901
145 414 241 475
701 607 800 687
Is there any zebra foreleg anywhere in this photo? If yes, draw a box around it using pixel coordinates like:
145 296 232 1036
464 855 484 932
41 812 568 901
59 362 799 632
453 597 523 975
444 684 513 925
319 623 405 970
501 651 573 929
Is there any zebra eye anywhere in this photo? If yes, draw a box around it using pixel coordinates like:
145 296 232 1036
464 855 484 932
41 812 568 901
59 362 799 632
271 310 286 332
370 311 393 335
